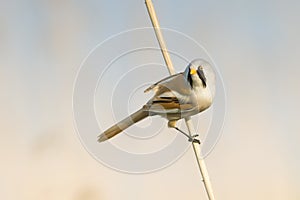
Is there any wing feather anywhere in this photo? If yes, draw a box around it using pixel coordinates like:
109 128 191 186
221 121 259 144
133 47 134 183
144 73 183 93
144 71 196 115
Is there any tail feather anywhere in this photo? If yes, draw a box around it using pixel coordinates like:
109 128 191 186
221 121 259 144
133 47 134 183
98 108 149 142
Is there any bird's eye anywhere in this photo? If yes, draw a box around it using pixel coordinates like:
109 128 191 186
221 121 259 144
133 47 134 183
198 66 203 70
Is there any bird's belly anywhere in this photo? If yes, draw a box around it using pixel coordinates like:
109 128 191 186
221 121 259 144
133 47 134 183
195 92 212 112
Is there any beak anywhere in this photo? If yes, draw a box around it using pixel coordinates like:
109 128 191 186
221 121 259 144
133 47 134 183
190 68 197 75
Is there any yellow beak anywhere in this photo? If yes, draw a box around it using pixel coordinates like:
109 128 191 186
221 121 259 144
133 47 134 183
190 68 197 75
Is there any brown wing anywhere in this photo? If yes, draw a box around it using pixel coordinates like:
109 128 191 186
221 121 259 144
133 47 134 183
145 73 192 96
144 72 196 115
146 94 194 115
144 73 182 93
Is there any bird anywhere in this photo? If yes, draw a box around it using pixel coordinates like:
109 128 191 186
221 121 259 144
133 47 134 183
98 59 215 143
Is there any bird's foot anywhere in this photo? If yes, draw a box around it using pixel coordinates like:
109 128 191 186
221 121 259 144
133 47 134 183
188 134 200 144
174 127 201 144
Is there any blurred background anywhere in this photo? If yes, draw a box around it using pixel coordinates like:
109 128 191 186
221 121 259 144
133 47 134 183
1 0 300 199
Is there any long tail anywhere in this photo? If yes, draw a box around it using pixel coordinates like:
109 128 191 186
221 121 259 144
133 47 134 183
98 108 149 142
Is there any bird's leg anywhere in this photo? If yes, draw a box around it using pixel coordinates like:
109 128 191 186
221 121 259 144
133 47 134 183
174 127 200 144
168 120 200 144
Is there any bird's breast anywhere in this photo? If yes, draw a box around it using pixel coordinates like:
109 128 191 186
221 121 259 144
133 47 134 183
194 88 213 112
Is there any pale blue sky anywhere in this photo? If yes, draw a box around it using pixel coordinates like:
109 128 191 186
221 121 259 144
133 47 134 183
1 0 300 199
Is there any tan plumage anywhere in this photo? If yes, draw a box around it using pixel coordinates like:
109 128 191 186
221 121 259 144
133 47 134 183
98 109 149 142
98 59 215 142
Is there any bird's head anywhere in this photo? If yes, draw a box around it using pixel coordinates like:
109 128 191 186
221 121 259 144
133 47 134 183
184 59 211 89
